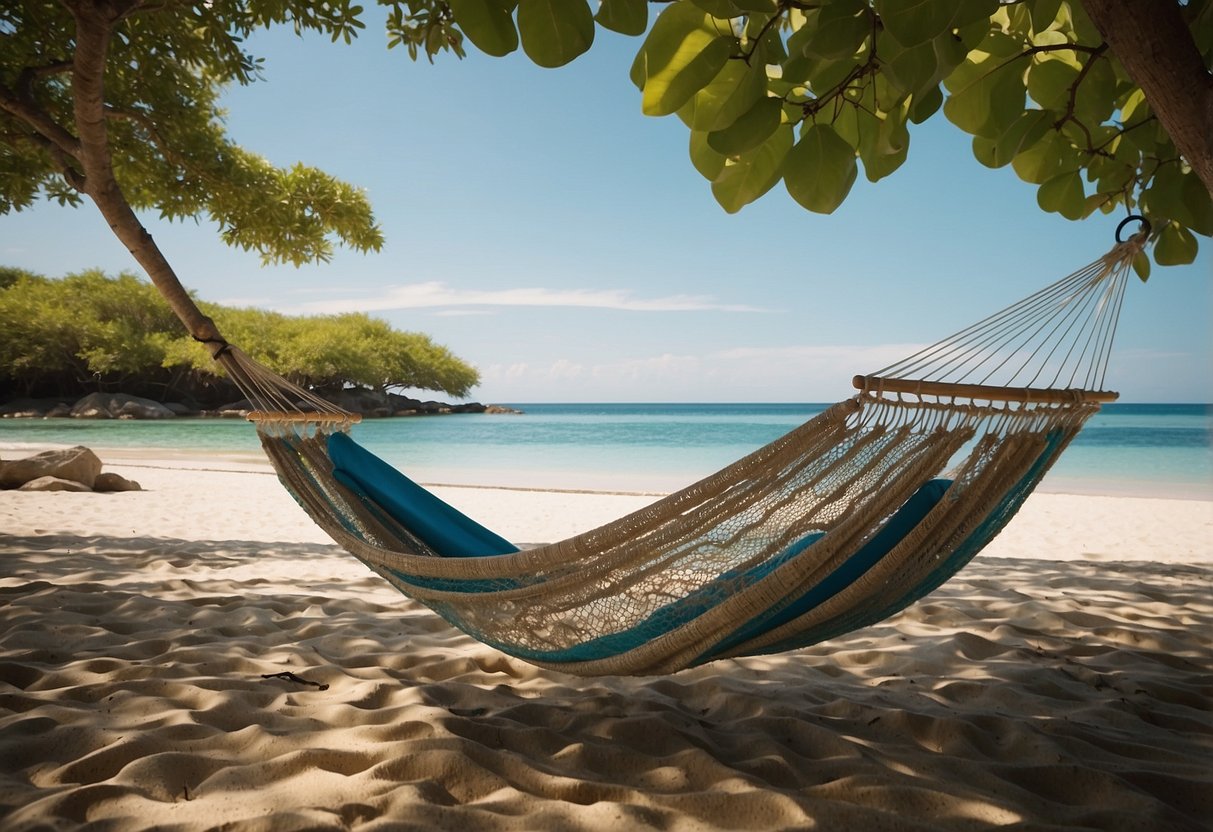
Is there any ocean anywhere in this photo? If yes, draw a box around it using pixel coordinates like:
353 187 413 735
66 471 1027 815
1 403 1210 499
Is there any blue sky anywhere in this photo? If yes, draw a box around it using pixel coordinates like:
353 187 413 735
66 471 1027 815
2 20 1210 403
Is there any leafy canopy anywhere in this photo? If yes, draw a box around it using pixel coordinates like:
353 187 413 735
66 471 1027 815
1 0 1209 285
1 0 383 266
404 0 1211 272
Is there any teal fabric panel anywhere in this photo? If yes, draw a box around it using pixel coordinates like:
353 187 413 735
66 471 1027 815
327 432 518 558
698 478 953 661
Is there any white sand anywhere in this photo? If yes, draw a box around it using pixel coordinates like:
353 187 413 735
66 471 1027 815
1 450 1211 830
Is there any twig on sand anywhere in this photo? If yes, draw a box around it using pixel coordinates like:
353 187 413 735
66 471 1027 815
260 671 329 691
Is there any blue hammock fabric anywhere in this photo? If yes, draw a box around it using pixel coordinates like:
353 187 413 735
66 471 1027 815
328 432 518 558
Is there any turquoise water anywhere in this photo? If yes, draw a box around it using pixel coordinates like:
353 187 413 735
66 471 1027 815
1 403 1210 498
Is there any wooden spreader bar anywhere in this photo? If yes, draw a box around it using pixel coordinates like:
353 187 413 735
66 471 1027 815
853 375 1120 404
247 410 363 424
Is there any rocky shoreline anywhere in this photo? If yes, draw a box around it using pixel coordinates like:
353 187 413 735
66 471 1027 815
0 390 522 420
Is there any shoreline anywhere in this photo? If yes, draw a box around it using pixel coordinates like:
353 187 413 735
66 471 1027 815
4 438 1213 503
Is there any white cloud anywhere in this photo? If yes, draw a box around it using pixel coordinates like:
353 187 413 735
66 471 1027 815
289 281 765 314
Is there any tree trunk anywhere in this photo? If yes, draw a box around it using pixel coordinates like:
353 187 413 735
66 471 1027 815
69 1 229 356
1081 0 1213 197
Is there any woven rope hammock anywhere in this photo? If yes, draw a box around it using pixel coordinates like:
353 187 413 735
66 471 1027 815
201 221 1147 676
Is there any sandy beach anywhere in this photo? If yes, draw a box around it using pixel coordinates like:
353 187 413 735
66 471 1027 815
1 449 1210 830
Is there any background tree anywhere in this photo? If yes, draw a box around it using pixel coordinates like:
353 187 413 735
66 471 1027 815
0 269 479 401
0 0 1208 367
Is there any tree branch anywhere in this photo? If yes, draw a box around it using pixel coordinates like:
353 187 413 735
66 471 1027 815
66 0 226 348
1081 0 1213 196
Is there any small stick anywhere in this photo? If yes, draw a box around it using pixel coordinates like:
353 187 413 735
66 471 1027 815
261 671 330 691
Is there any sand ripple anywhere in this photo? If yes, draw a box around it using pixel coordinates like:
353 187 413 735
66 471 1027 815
1 534 1210 831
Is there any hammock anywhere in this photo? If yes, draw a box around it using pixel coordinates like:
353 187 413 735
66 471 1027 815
209 221 1147 676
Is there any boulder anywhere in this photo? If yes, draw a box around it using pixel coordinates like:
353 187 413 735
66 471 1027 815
113 395 175 419
70 392 175 419
0 398 70 418
18 475 94 492
0 445 103 489
94 472 143 492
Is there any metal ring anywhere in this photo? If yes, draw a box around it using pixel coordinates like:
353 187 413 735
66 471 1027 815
1116 214 1150 243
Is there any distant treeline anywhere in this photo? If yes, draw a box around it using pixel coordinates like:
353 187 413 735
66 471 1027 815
0 267 479 405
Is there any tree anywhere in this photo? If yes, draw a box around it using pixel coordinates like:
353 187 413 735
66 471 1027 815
1 0 1209 361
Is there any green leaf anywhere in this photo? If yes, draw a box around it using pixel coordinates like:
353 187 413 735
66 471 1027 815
1029 0 1064 34
1154 222 1199 266
784 123 858 213
637 3 735 116
689 130 727 180
679 52 766 131
518 0 594 67
731 0 776 12
690 0 741 18
881 36 938 97
596 0 648 36
944 54 1028 138
1144 163 1213 237
876 0 997 48
805 0 870 60
1036 170 1084 219
1072 56 1116 125
909 85 943 123
975 108 1052 168
1011 130 1075 184
446 0 518 56
1131 250 1151 282
707 96 782 155
1026 59 1078 110
711 125 793 212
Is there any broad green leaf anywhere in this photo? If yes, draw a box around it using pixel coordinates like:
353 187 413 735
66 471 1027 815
805 55 859 97
1012 130 1077 184
876 0 958 48
944 55 1027 138
1181 171 1213 237
637 3 735 116
596 0 647 36
689 130 727 180
1029 0 1064 34
731 0 776 12
1026 59 1078 110
1154 222 1198 266
1073 57 1116 125
1036 170 1084 219
446 0 518 56
711 125 792 212
1131 250 1151 282
909 85 943 123
975 108 1052 168
1146 164 1213 237
518 0 594 67
679 52 766 131
784 122 858 213
881 36 937 96
707 96 782 154
690 0 741 19
877 0 997 48
805 0 870 60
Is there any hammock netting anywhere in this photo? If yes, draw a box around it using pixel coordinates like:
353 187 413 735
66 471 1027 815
212 228 1145 676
